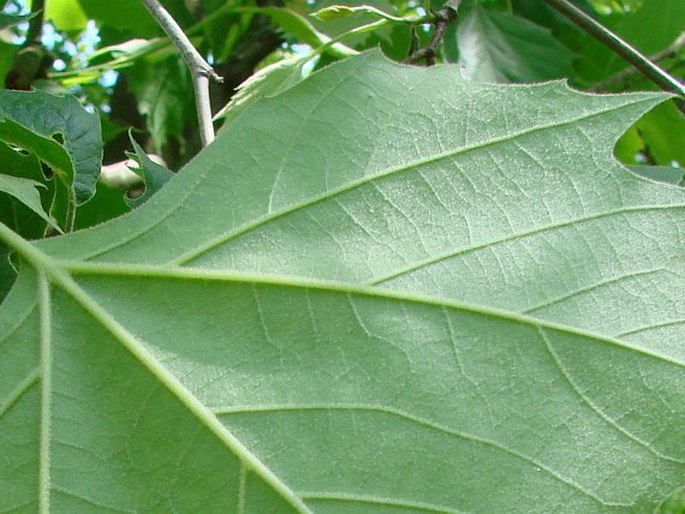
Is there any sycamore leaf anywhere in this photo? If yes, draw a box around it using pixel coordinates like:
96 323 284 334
1 51 683 512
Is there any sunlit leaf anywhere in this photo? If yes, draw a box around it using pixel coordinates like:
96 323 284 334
1 51 683 512
451 4 575 82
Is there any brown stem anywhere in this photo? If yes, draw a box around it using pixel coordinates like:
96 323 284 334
403 7 458 66
25 0 45 44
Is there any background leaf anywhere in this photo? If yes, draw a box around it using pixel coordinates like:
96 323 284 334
44 0 88 31
1 51 684 512
0 11 36 30
576 0 685 82
0 89 103 206
77 0 193 37
0 174 60 231
124 136 174 208
126 55 193 157
450 3 575 82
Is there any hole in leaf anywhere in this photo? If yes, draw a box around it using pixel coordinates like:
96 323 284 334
40 161 54 179
8 144 29 156
126 183 145 199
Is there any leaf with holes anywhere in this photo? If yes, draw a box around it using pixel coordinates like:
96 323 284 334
1 51 683 512
0 90 103 233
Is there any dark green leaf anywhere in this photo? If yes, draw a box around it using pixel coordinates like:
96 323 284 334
656 485 685 514
624 102 685 166
0 11 36 30
0 41 18 89
72 182 131 230
124 135 174 208
0 142 52 239
126 56 193 154
0 90 103 206
577 0 685 82
0 175 61 232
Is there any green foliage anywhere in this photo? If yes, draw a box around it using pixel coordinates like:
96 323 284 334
0 0 684 511
77 0 164 37
0 174 59 231
2 50 684 512
656 485 685 514
44 0 87 31
124 135 173 208
447 3 575 82
0 90 103 232
126 54 193 154
0 11 35 29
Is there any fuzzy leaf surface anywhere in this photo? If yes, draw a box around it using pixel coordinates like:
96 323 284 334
1 51 683 512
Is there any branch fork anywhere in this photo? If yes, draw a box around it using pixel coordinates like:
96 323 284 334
140 0 223 146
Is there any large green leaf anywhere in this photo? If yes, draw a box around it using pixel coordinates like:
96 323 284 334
1 51 683 511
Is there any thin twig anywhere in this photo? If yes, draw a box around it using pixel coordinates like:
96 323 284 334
403 7 458 66
25 0 45 44
591 31 685 92
543 0 685 98
139 0 223 146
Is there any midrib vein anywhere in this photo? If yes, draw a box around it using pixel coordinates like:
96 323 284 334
44 266 312 513
63 260 685 368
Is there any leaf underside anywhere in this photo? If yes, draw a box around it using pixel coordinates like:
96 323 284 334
1 51 683 512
